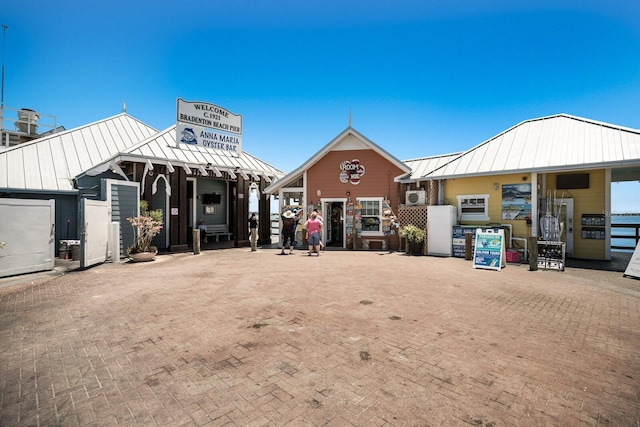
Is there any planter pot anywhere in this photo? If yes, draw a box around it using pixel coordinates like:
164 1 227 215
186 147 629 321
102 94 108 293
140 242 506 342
129 251 157 262
408 241 424 256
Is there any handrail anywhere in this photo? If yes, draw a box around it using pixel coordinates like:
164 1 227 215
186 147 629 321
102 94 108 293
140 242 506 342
611 223 640 251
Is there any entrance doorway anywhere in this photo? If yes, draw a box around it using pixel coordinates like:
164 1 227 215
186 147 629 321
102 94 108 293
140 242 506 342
322 200 346 248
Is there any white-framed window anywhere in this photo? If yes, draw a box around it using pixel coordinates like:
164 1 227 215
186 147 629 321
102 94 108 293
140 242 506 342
457 194 490 222
358 197 383 236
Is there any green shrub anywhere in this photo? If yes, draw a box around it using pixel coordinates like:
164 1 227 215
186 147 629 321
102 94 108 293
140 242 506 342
400 224 425 243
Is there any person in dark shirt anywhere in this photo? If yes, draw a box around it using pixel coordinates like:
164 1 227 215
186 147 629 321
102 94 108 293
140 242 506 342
280 210 296 255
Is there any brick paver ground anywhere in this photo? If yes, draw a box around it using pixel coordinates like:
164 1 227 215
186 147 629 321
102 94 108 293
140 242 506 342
1 249 639 426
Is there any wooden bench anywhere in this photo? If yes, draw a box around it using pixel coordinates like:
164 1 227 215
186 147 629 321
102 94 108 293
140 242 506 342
206 224 233 242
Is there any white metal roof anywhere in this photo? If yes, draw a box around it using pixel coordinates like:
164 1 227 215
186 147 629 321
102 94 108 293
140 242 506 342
416 114 640 181
96 125 283 180
264 126 411 194
402 152 463 181
0 113 157 192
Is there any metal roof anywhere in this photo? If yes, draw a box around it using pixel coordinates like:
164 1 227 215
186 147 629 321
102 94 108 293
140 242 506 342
87 124 284 181
0 113 157 192
414 114 640 181
264 126 411 194
402 152 463 181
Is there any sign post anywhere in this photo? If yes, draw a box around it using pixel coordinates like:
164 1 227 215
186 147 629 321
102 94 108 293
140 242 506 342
472 228 506 271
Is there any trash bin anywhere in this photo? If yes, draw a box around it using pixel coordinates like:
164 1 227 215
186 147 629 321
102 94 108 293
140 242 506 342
71 244 80 261
59 240 80 259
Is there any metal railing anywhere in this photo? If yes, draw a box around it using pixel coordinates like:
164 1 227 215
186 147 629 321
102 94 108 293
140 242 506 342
611 222 640 251
270 213 279 236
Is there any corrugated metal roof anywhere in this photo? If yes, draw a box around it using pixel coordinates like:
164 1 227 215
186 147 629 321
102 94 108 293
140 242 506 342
0 113 157 192
402 152 463 181
418 114 640 180
114 125 283 179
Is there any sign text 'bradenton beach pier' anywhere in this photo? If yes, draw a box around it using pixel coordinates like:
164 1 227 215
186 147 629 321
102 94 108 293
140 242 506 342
176 99 242 154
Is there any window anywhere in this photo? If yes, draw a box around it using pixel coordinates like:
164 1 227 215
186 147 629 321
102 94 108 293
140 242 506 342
457 194 490 222
358 197 383 235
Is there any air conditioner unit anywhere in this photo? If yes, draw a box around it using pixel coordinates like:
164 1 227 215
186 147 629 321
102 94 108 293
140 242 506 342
405 190 426 206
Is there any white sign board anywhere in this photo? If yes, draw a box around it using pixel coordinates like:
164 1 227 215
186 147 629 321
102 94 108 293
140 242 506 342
623 240 640 280
177 99 242 134
177 122 242 154
176 99 242 154
472 228 506 271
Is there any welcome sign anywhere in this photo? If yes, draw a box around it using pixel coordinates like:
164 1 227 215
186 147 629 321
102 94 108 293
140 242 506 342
176 99 242 155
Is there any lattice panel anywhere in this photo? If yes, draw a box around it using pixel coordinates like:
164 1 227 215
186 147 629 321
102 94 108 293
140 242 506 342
398 205 428 230
398 205 429 254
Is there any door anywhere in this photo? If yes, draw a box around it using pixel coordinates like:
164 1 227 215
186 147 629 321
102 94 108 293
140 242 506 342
187 178 196 243
104 180 139 259
80 199 109 269
151 175 170 250
322 200 346 248
0 198 55 277
558 199 574 257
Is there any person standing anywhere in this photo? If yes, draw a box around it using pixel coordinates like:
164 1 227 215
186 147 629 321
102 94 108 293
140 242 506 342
313 209 325 251
249 213 258 251
280 210 296 255
198 219 208 245
304 211 323 256
294 209 304 247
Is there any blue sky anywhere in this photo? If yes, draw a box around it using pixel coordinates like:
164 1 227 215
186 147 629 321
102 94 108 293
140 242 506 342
2 0 639 212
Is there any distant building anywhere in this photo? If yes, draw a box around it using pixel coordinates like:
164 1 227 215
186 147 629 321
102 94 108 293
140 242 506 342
0 110 282 277
1 106 64 148
267 114 640 261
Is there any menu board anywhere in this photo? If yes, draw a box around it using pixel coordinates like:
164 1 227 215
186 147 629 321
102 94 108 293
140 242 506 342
472 229 505 271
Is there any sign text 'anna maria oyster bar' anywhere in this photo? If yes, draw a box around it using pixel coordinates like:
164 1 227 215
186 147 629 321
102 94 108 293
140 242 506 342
175 98 243 155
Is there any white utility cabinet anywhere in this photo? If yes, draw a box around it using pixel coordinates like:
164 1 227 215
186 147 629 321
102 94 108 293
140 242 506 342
427 205 458 256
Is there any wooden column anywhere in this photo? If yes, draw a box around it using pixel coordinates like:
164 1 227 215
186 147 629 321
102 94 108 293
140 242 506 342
428 180 438 205
528 236 538 271
465 233 473 260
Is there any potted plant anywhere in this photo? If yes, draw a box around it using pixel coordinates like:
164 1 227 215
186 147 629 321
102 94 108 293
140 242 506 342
400 224 426 256
127 200 163 262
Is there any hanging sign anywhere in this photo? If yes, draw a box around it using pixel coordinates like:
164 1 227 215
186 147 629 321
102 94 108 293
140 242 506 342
177 99 242 134
624 240 640 280
472 228 505 271
176 99 242 155
176 122 242 153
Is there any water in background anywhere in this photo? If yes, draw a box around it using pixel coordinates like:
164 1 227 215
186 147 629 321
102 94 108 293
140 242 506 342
611 214 640 253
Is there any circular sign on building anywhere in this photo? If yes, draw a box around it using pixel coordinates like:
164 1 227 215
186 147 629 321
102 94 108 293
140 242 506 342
339 159 366 185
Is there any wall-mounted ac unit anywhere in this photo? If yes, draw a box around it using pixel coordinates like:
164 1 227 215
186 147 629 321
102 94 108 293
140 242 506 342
405 190 426 206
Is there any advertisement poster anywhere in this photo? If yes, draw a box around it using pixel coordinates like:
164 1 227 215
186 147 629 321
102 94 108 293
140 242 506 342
473 229 505 271
502 183 531 220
